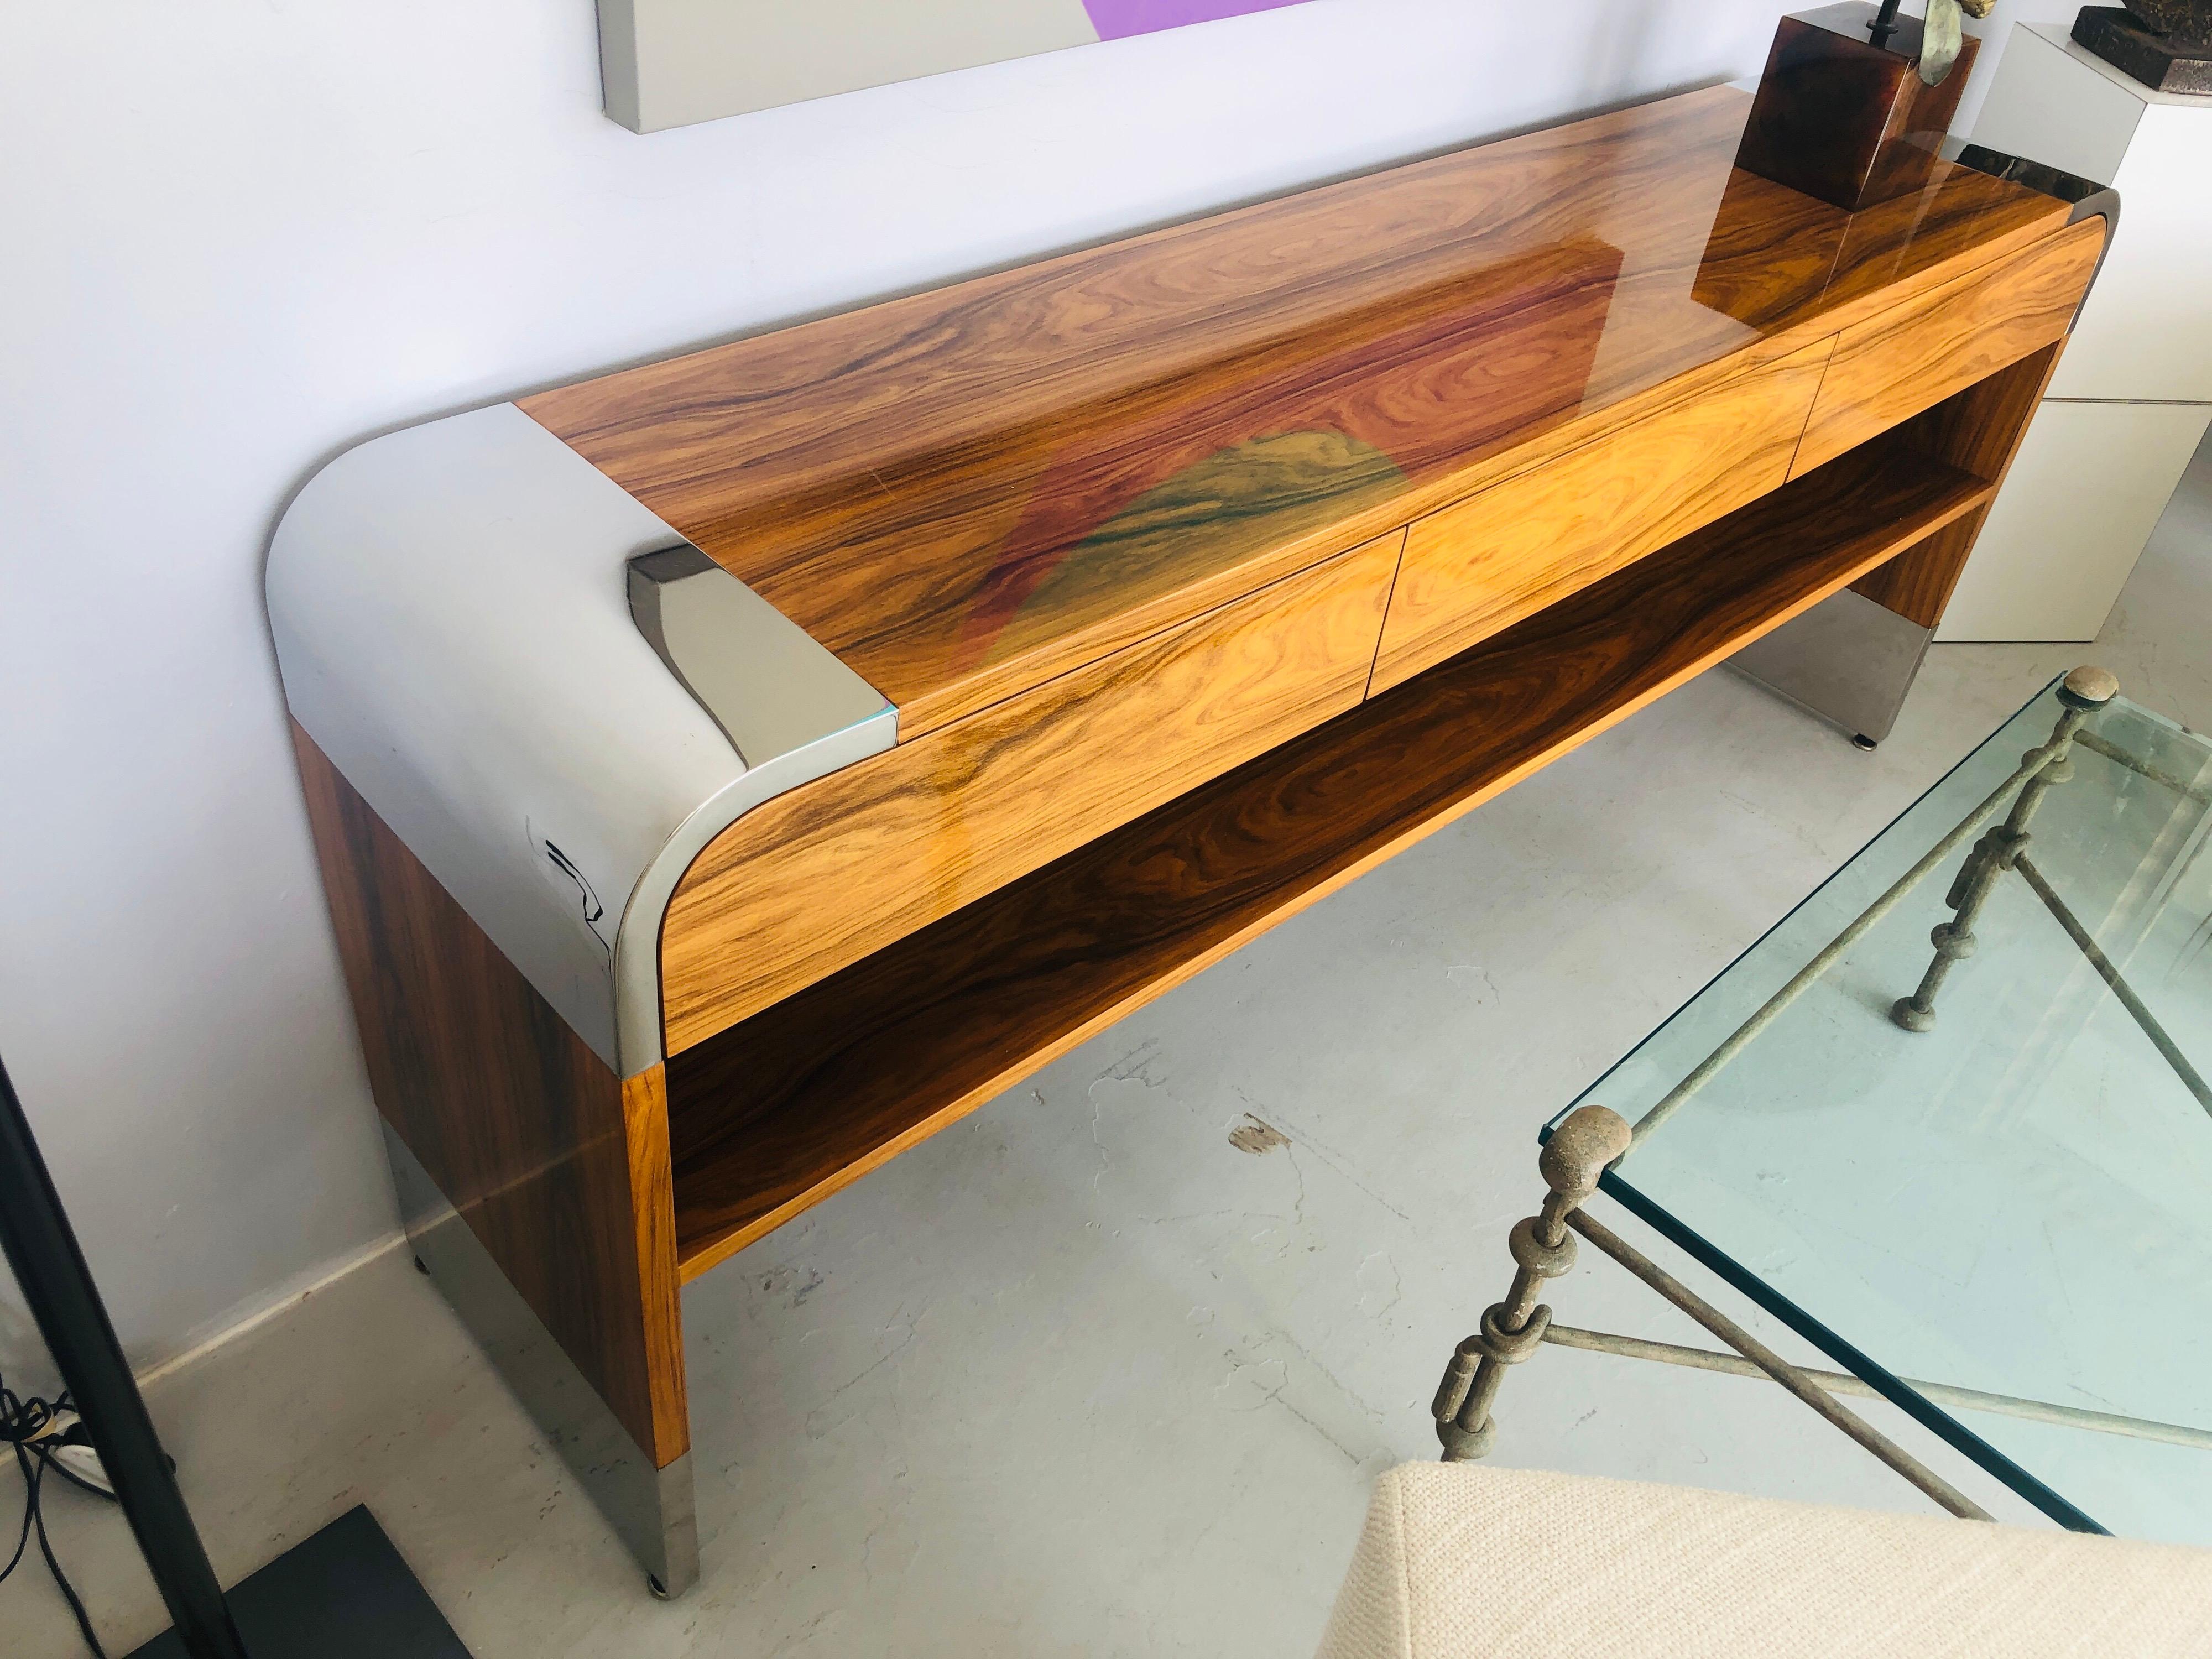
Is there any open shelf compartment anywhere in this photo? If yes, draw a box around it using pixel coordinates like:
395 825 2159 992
664 429 1996 1280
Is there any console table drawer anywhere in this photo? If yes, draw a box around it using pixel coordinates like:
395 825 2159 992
1369 340 1830 693
1791 217 2105 477
658 528 1404 1051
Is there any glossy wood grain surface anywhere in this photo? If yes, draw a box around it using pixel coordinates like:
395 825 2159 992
1371 337 1830 694
1792 216 2104 477
664 437 1994 1275
660 530 1404 1052
524 86 2066 736
293 728 690 1469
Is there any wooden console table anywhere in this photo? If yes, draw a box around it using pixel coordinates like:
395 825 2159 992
265 86 2111 1594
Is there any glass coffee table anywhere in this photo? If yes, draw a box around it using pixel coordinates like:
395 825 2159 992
1430 669 2212 1544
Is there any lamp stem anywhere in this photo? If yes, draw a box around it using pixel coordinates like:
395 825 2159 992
0 1049 251 1659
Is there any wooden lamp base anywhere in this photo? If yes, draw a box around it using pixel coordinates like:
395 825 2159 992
1736 2 1982 212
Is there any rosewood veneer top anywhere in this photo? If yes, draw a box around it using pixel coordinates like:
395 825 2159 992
521 86 2067 738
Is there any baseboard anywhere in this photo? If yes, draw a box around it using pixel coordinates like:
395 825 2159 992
0 1227 411 1500
132 1230 409 1392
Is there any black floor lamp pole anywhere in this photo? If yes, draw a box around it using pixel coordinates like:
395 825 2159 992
1 1040 469 1658
0 1050 251 1658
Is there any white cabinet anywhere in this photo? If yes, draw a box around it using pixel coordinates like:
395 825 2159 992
1943 399 2211 638
1942 24 2211 642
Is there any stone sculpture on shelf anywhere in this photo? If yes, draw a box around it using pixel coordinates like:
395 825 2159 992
2075 0 2212 92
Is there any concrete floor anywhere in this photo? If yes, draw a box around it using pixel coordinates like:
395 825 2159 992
12 445 2212 1656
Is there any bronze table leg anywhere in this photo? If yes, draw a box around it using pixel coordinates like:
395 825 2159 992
1892 664 2117 1031
1431 1105 1631 1460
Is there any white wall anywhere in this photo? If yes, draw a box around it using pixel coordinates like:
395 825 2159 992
8 0 2060 1385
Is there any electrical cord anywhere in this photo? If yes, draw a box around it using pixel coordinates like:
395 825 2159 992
1 1363 110 1658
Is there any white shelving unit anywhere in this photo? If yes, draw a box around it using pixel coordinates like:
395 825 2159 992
1942 24 2211 642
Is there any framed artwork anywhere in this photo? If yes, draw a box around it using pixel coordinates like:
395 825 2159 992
598 0 1326 132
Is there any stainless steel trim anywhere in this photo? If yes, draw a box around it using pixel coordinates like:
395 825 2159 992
613 712 891 1071
627 544 889 769
267 403 895 1076
1729 586 1934 745
382 1120 700 1595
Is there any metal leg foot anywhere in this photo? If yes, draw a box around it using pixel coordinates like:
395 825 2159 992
1890 995 1938 1032
1435 1410 1496 1463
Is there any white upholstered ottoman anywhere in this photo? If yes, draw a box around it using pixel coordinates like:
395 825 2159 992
1316 1464 2212 1658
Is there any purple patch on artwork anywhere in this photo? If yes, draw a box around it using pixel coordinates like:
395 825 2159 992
1081 0 1315 43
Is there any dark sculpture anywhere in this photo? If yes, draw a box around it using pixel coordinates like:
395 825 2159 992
2075 0 2212 93
2117 0 2210 36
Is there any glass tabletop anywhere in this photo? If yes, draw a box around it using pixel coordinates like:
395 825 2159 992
1557 674 2212 1542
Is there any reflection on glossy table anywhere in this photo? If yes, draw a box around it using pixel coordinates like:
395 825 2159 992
524 87 2074 738
1577 676 2212 1543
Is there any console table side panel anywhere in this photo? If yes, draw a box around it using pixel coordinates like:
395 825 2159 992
292 726 690 1470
